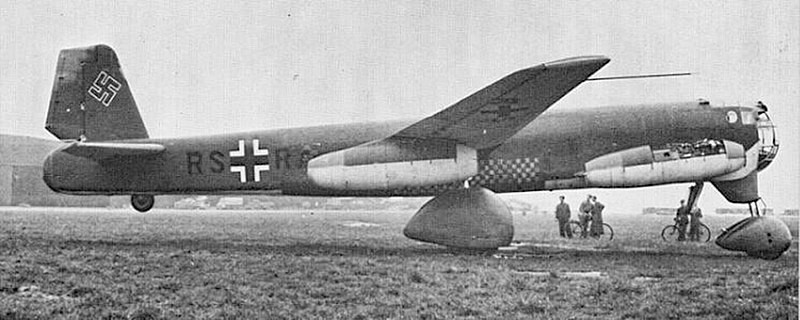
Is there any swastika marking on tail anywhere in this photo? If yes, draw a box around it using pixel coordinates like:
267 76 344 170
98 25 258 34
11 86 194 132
88 71 122 107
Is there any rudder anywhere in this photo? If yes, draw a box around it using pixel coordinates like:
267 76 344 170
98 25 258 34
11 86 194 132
46 44 148 141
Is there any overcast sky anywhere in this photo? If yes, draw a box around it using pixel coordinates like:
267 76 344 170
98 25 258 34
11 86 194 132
1 1 798 213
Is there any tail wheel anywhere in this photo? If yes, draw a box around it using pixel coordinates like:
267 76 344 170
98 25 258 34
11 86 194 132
661 225 680 241
131 195 154 212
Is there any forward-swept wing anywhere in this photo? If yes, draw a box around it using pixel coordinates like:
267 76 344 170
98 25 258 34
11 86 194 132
307 56 610 190
390 56 610 149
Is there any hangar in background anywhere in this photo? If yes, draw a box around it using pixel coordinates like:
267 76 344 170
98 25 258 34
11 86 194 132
0 134 111 207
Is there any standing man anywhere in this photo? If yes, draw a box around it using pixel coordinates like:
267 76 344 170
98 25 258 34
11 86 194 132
688 205 703 241
579 194 594 238
590 196 605 238
675 200 690 241
555 196 572 238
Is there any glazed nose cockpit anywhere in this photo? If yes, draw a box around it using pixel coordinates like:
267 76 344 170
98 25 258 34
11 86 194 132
755 102 778 171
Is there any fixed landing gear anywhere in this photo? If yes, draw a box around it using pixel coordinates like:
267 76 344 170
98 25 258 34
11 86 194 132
685 182 704 211
403 186 514 249
672 182 705 242
131 194 155 212
715 195 792 259
747 199 769 216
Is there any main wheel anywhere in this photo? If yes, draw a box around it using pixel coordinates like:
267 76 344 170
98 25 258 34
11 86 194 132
661 225 680 241
131 194 154 212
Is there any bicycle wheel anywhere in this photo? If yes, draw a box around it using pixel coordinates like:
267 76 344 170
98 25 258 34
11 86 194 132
698 223 711 242
686 223 712 242
661 225 680 241
569 221 583 237
602 223 614 240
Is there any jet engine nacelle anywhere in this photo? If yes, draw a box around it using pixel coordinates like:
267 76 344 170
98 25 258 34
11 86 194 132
584 140 747 187
716 216 792 260
307 138 477 190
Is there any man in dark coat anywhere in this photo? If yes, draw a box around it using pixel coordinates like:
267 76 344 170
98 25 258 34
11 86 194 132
590 196 605 237
578 194 594 238
688 205 704 241
555 195 572 238
675 200 690 241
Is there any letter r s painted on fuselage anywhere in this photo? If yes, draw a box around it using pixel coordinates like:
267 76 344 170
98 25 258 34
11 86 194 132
185 150 229 175
187 151 203 174
209 151 225 173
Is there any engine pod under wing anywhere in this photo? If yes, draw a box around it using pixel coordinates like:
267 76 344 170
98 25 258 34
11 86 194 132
307 138 477 191
403 187 513 249
715 216 792 260
583 140 745 188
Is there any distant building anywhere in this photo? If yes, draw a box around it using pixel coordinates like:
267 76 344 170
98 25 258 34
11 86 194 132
216 197 244 209
0 134 111 207
175 196 211 210
783 209 799 216
716 208 774 215
642 207 675 215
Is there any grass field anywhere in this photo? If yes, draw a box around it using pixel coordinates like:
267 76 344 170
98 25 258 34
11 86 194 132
0 207 796 319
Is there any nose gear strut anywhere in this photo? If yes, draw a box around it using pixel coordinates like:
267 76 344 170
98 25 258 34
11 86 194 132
685 182 704 210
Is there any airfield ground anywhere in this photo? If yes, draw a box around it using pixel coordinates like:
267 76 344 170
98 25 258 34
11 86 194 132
0 207 796 319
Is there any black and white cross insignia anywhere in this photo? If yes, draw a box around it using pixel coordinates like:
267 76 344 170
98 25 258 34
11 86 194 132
229 139 270 183
87 71 122 107
480 98 528 122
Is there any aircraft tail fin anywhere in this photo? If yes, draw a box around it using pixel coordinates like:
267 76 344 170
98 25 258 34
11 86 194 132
46 44 149 141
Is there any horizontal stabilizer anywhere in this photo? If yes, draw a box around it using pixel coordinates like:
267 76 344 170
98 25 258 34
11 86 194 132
61 141 165 160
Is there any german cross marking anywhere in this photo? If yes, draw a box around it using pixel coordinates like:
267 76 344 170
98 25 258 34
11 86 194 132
481 98 528 122
229 139 270 183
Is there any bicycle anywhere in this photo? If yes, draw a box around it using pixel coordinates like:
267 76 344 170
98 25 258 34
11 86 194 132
568 219 614 240
661 221 711 242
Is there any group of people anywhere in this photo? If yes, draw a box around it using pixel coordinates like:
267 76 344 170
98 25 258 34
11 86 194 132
554 195 703 241
675 199 704 241
555 194 605 239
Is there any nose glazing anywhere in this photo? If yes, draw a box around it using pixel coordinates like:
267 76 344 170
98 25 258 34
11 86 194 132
756 112 778 171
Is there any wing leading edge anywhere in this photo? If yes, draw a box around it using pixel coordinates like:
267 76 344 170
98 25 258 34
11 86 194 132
391 56 610 149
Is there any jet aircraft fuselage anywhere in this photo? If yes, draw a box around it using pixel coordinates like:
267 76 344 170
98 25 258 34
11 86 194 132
43 101 768 198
